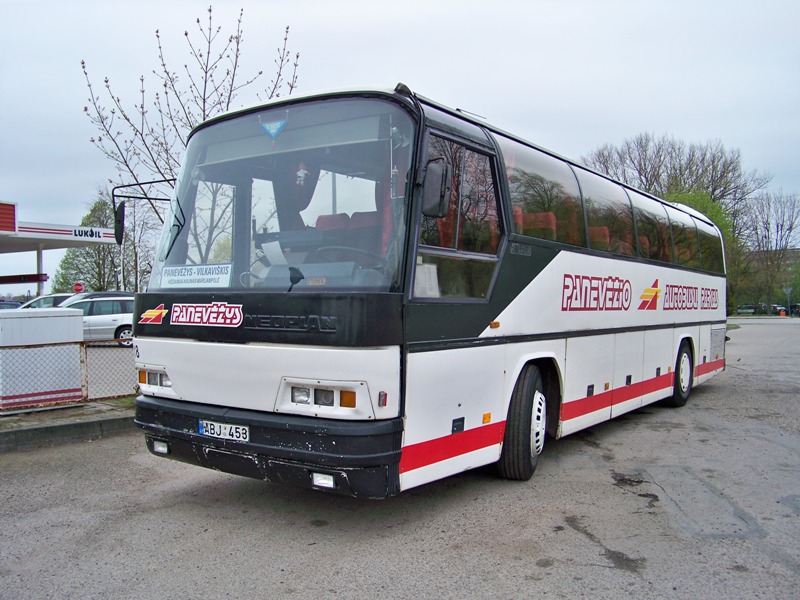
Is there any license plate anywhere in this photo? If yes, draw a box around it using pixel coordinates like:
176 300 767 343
198 419 249 442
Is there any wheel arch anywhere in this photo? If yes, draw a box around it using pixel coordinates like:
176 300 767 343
115 323 133 336
508 354 562 439
675 333 697 377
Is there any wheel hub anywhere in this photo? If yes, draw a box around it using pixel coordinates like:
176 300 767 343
532 390 546 456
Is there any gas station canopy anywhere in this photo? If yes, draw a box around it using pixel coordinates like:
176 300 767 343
0 202 116 292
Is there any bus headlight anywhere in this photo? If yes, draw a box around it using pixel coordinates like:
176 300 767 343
291 386 311 404
314 389 334 406
279 378 374 419
139 369 172 388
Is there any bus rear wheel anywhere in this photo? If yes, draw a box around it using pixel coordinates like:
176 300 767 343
498 365 547 481
666 340 693 408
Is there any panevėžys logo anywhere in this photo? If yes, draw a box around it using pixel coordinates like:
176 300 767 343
138 302 244 327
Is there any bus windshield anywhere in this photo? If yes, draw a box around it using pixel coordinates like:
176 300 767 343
149 97 415 293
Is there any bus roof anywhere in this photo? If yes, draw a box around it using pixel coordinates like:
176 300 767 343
189 82 719 230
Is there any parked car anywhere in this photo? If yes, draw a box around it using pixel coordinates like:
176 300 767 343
735 304 755 315
18 293 73 309
59 296 134 346
65 291 134 303
771 305 787 315
0 301 22 309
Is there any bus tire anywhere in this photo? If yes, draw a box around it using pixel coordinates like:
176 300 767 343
666 340 693 408
498 365 547 481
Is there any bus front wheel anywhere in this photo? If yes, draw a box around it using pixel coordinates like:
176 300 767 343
498 365 547 481
666 340 693 408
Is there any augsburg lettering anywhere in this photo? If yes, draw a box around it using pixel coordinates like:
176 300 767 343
663 284 719 310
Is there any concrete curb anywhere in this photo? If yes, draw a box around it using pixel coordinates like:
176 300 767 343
0 412 136 453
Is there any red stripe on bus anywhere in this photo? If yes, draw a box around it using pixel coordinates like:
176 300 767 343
695 358 725 377
561 371 674 421
561 389 613 421
400 360 725 475
399 421 506 474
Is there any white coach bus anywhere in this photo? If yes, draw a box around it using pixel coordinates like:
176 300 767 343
129 84 726 498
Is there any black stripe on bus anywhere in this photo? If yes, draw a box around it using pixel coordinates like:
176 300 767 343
406 319 729 353
134 292 404 347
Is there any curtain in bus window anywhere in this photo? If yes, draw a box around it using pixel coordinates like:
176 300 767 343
272 159 321 230
496 136 585 247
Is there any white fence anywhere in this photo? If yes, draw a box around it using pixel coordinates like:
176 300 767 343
0 341 137 412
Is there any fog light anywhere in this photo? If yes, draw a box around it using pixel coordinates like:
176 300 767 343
291 386 311 404
153 440 169 454
312 472 335 489
314 389 334 406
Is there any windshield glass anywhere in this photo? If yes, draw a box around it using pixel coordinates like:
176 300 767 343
148 97 415 293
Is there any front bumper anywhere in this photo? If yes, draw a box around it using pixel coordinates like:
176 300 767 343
135 395 403 498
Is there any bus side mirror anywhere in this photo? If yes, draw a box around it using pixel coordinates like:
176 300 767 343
422 159 452 218
114 201 126 245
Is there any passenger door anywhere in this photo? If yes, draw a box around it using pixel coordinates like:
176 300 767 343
403 134 507 490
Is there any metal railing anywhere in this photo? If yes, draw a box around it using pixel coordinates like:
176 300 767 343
0 340 137 412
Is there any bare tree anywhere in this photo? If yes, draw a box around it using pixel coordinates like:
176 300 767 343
83 6 298 200
81 5 299 286
745 190 800 306
582 133 771 208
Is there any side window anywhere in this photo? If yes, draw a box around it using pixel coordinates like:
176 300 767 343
629 191 673 262
497 136 585 247
92 301 113 316
665 206 701 269
696 220 725 274
109 300 132 314
574 169 636 256
75 301 92 316
415 135 500 299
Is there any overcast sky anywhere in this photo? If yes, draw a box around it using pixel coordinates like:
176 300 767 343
1 0 798 296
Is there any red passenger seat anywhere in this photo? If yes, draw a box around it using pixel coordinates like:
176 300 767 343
315 213 350 230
